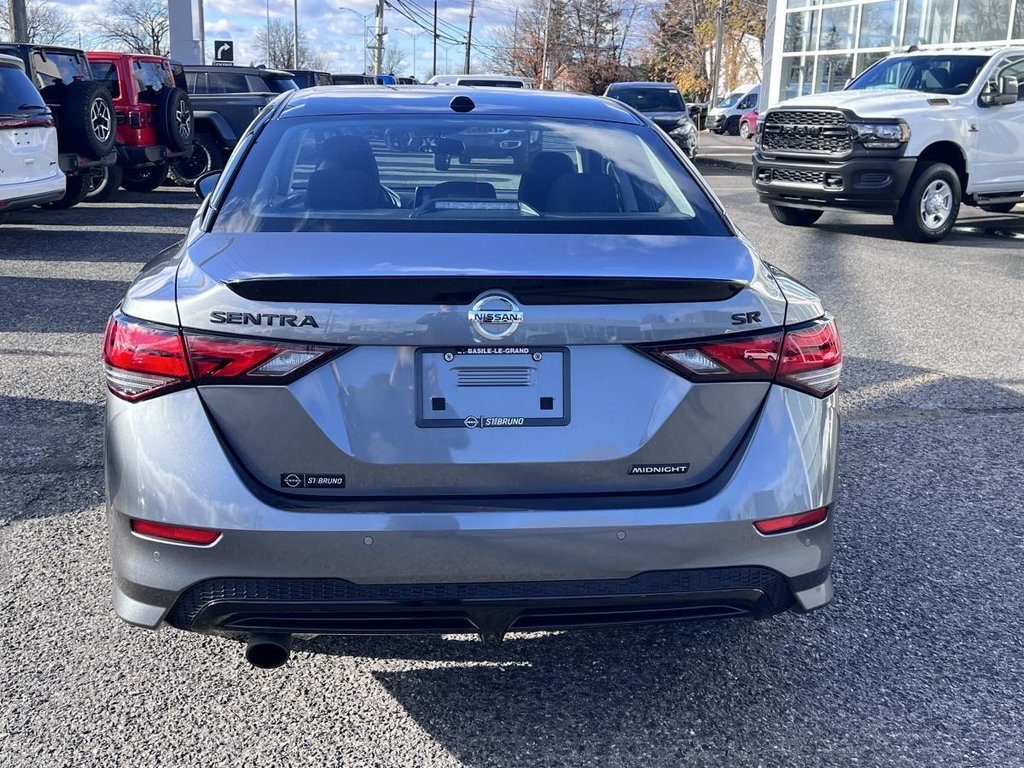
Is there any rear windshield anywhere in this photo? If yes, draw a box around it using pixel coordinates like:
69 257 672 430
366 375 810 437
458 79 523 88
266 75 299 92
0 63 45 113
32 51 89 88
213 115 728 236
133 60 172 100
608 87 684 113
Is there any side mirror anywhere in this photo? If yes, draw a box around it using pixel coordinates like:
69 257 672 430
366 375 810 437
980 76 1018 107
194 170 221 200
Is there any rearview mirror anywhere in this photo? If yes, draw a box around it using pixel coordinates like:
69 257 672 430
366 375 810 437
194 170 221 200
980 76 1018 107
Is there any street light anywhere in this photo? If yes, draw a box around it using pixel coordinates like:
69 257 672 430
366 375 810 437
338 6 373 72
398 29 425 80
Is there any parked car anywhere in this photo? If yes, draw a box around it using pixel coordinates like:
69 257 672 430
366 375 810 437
171 64 297 186
0 42 116 208
0 53 64 222
287 69 332 88
396 77 419 85
753 47 1024 241
103 87 841 667
603 81 698 159
375 74 396 85
427 74 533 88
86 52 194 198
738 108 758 140
706 84 759 135
331 73 374 85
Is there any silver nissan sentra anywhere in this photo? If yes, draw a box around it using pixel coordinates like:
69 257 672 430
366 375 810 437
103 87 841 667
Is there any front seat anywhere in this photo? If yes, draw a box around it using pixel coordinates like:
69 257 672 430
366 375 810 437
518 151 576 211
306 135 394 210
545 173 621 214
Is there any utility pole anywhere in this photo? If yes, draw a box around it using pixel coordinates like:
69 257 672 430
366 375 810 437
265 0 272 63
293 0 300 68
373 0 385 74
710 0 726 109
432 0 438 77
540 0 553 89
512 8 518 64
464 0 475 75
11 0 28 42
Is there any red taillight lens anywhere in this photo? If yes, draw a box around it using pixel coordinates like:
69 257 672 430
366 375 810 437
130 519 221 545
754 507 828 535
103 313 190 401
184 333 335 383
643 316 842 397
776 318 842 396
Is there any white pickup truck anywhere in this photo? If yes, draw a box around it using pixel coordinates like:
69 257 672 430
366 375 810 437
752 47 1024 242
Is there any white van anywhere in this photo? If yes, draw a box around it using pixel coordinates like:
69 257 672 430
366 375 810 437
0 53 64 223
706 83 760 135
426 74 533 88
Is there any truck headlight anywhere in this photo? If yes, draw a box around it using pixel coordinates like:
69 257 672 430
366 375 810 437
850 121 910 149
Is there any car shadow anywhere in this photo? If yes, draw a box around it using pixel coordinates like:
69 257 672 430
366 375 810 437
812 212 1024 248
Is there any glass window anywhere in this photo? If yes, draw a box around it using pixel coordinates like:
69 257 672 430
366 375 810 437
779 55 815 100
847 54 990 94
954 0 1012 42
89 61 120 99
784 10 819 52
262 75 299 93
133 61 172 102
854 50 889 77
787 0 817 7
185 71 200 92
206 72 248 93
990 57 1024 101
819 5 859 49
32 51 88 89
1015 4 1024 38
607 87 686 112
0 63 46 112
903 0 954 45
859 0 901 48
212 116 729 237
816 54 854 93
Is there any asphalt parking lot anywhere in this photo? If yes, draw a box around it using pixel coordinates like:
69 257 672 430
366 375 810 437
1 165 1022 767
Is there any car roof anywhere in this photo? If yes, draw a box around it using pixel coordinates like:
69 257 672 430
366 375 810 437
891 46 1023 56
184 64 294 77
606 82 680 89
278 86 642 123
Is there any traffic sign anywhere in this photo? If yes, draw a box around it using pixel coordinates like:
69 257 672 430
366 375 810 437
213 40 234 64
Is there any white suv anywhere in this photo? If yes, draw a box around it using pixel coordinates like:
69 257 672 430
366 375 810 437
0 53 63 223
752 47 1024 242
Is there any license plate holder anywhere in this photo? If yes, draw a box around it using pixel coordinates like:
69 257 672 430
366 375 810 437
415 347 570 428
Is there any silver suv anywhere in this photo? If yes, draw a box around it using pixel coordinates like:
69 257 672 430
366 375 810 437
103 87 841 668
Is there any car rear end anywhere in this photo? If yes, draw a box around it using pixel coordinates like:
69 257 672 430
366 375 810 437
104 90 839 660
0 54 64 215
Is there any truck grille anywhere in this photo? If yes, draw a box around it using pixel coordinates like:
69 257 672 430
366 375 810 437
773 169 826 186
762 110 851 154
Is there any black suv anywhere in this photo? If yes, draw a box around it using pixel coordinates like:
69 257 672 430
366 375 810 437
287 69 332 88
170 65 297 185
0 43 117 208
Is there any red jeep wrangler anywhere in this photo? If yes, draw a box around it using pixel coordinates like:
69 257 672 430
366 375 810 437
86 52 194 198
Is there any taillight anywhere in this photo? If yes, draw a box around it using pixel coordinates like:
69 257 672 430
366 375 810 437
640 316 841 397
131 519 221 545
754 507 828 535
103 312 339 401
0 116 54 129
103 313 190 401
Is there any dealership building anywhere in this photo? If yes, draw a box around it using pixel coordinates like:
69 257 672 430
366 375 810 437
762 0 1024 106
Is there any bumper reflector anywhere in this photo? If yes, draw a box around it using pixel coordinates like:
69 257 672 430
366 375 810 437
131 519 221 545
754 507 828 535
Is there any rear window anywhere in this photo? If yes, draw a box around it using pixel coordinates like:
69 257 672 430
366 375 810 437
264 76 299 93
213 115 728 236
458 79 523 88
608 87 685 113
133 60 172 101
32 51 89 88
90 61 120 98
0 63 45 112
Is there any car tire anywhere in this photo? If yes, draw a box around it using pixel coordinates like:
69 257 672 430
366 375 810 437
739 121 751 140
726 116 740 136
168 133 224 187
893 161 961 242
458 153 471 165
155 87 194 153
980 201 1018 213
62 81 116 160
121 163 170 192
39 173 90 210
85 162 123 201
768 204 823 227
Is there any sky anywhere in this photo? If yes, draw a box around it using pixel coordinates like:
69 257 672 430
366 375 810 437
54 0 524 79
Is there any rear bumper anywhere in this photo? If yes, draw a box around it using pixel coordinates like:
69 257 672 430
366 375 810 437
58 150 116 174
117 144 191 168
752 152 917 213
106 385 839 632
0 175 65 212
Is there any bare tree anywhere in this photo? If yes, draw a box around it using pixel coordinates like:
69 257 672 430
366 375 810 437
381 44 407 76
253 18 332 70
1 0 75 45
93 0 170 56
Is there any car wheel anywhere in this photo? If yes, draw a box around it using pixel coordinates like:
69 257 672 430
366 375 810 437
768 204 823 227
739 121 751 140
168 133 225 187
62 81 116 160
893 162 960 242
155 87 194 153
85 162 123 201
39 173 90 210
725 116 740 136
458 153 471 165
121 163 170 192
980 201 1018 213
